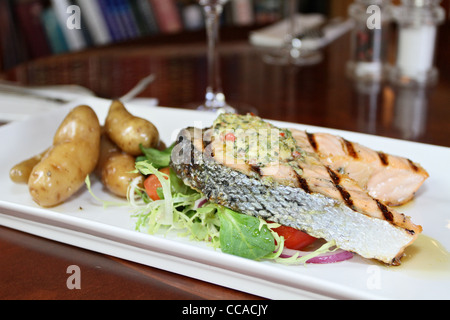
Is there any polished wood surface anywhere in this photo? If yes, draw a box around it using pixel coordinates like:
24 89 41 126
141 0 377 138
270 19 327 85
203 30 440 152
1 21 449 300
0 226 262 300
5 23 450 147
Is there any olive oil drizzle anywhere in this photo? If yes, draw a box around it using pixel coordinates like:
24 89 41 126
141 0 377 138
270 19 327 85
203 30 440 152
388 235 450 280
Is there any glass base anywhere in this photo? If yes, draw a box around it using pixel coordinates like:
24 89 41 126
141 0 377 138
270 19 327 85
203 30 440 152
197 102 237 114
346 61 386 82
261 47 323 66
388 66 439 87
186 100 258 115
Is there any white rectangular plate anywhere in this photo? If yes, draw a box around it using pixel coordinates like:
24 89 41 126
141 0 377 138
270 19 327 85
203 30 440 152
1 97 449 300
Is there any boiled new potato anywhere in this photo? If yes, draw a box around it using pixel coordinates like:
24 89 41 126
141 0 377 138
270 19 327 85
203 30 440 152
9 149 49 184
28 105 101 207
101 153 143 198
104 100 159 156
53 105 100 144
96 133 143 198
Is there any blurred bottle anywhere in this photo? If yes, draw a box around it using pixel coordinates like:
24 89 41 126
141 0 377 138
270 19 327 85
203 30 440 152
347 0 393 82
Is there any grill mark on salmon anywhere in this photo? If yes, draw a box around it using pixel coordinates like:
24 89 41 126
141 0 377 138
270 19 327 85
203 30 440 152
374 200 415 236
376 199 394 224
171 121 423 265
326 167 355 210
378 152 389 166
343 139 359 159
306 132 318 152
295 166 312 194
290 129 429 206
408 159 419 172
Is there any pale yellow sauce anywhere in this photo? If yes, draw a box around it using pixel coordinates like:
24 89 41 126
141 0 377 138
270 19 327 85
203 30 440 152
385 235 450 280
387 199 450 279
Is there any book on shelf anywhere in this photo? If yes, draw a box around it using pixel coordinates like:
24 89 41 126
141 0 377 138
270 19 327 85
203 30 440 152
50 0 87 51
40 7 70 54
0 0 29 71
13 0 52 59
75 0 112 46
114 0 141 39
1 0 287 72
253 0 282 25
129 0 159 35
149 0 184 34
97 0 127 41
231 0 255 26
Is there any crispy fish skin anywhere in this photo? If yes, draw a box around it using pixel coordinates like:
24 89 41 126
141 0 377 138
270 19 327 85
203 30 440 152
171 126 421 265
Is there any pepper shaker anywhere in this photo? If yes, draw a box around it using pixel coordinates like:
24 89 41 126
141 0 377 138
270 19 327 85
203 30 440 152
390 0 445 85
347 0 392 81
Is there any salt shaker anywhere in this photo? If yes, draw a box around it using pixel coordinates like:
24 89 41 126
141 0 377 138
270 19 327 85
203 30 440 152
390 0 445 85
347 0 392 81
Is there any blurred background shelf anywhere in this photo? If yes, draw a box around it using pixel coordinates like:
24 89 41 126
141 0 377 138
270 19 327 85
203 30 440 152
0 0 347 73
2 0 449 74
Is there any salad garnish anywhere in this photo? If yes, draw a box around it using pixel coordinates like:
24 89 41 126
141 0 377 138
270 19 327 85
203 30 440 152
124 145 353 265
86 144 352 265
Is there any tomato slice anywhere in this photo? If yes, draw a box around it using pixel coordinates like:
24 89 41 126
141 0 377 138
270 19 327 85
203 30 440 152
144 167 170 201
273 225 317 250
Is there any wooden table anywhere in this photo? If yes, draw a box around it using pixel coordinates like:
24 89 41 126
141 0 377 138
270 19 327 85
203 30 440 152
1 22 449 300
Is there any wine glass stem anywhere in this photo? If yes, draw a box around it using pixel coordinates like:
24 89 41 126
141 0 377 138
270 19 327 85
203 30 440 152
203 4 225 108
287 0 299 43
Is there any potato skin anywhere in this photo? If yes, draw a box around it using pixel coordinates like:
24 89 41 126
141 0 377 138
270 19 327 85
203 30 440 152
101 153 142 198
28 105 100 207
96 133 142 198
9 149 49 184
54 105 100 144
104 100 159 156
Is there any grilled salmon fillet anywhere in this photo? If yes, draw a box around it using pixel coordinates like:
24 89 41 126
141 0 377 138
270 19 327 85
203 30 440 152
171 114 422 265
290 130 429 206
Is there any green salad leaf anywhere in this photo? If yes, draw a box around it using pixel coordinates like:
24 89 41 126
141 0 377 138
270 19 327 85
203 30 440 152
217 207 275 260
137 144 174 169
131 159 277 260
136 143 195 198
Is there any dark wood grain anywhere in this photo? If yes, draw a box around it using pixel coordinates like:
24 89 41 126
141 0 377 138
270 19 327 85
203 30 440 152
6 24 449 147
0 226 263 300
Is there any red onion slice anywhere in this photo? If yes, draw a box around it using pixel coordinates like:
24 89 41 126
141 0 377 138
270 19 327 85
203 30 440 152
194 197 208 209
280 247 354 264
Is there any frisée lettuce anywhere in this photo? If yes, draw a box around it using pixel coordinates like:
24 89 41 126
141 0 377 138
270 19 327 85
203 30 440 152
131 160 277 260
